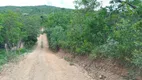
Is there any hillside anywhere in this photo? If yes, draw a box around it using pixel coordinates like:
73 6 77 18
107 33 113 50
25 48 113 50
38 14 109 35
0 5 72 15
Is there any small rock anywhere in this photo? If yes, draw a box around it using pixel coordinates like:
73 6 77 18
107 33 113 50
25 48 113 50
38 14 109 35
99 75 106 80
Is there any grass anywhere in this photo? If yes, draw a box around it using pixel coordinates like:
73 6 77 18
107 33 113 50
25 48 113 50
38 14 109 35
0 48 28 71
0 50 8 66
64 57 74 66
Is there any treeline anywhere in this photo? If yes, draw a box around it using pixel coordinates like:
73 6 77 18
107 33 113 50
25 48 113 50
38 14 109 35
0 5 72 16
0 11 40 67
43 0 142 76
0 5 70 69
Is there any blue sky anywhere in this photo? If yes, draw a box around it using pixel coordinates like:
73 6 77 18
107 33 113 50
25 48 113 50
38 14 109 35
0 0 111 9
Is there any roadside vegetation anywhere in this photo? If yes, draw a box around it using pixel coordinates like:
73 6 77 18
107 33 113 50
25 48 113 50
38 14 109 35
42 0 142 79
0 5 70 70
0 0 142 79
0 11 40 69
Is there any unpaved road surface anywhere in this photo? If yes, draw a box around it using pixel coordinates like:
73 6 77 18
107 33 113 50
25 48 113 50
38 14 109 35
0 34 93 80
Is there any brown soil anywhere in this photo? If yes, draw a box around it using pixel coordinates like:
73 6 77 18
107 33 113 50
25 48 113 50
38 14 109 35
56 50 126 80
0 34 93 80
56 50 142 80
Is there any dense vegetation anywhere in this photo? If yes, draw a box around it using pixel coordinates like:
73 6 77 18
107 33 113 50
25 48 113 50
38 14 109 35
43 0 142 78
0 0 141 79
0 8 40 68
0 5 70 69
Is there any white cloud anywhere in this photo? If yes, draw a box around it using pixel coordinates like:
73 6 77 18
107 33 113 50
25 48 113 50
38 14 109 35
46 0 75 8
0 0 47 6
0 0 110 9
0 0 75 9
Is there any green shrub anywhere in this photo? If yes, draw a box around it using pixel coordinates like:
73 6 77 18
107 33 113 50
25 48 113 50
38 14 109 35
132 50 142 69
24 35 37 48
0 48 28 71
0 50 7 65
43 0 142 75
19 48 27 54
46 26 64 51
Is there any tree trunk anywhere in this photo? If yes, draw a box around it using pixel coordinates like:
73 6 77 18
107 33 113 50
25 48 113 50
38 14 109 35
5 43 9 55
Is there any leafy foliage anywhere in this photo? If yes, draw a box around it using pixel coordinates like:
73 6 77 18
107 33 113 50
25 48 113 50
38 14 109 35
0 7 41 68
43 0 142 74
0 11 40 49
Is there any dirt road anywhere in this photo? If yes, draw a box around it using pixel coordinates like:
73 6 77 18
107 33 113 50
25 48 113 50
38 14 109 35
0 34 93 80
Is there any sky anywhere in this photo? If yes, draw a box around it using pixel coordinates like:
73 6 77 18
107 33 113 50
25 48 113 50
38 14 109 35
0 0 111 9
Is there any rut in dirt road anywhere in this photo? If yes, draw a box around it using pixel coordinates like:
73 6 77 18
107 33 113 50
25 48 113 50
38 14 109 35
0 34 93 80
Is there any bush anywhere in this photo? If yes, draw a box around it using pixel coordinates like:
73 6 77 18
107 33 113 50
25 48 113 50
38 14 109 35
132 50 142 69
46 26 64 51
0 50 8 66
43 1 142 75
24 35 37 48
90 38 119 58
0 48 28 71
